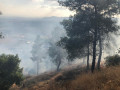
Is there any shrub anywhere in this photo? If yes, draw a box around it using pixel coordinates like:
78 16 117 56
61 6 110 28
0 54 23 90
105 54 120 66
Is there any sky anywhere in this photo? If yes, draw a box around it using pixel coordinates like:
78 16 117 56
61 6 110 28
0 0 74 17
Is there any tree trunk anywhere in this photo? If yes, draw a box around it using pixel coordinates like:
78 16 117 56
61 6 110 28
91 30 97 73
97 30 102 70
91 5 97 73
87 42 90 70
57 60 61 71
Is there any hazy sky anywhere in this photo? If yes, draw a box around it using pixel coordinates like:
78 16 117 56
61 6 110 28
0 0 74 17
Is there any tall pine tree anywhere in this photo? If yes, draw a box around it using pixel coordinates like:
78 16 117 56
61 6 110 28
58 0 120 72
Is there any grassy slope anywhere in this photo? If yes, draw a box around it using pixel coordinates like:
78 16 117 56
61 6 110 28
10 66 120 90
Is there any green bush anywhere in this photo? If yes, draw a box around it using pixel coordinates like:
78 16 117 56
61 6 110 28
105 54 120 66
0 54 23 90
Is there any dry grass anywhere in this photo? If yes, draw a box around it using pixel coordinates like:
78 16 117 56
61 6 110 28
10 66 120 90
48 66 120 90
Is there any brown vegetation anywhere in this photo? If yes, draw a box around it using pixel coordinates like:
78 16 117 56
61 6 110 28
48 66 120 90
10 66 120 90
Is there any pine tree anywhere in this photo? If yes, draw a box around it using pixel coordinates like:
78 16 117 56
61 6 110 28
58 0 120 72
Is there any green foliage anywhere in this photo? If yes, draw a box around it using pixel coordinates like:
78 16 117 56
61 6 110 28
0 54 23 90
58 0 120 64
58 13 93 61
58 0 120 72
105 54 120 66
59 0 120 16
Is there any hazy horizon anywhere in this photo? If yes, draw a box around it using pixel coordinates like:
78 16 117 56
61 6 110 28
0 16 67 75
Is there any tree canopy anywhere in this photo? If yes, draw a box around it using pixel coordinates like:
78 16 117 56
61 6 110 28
0 54 23 90
58 0 120 72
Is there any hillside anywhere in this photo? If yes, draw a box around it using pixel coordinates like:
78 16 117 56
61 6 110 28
10 65 120 90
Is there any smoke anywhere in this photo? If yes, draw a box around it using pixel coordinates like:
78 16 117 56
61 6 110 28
0 16 66 75
0 15 120 75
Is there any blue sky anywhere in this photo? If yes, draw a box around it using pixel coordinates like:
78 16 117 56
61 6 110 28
0 0 74 17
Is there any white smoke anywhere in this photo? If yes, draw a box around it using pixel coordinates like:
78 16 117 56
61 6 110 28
0 16 66 75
